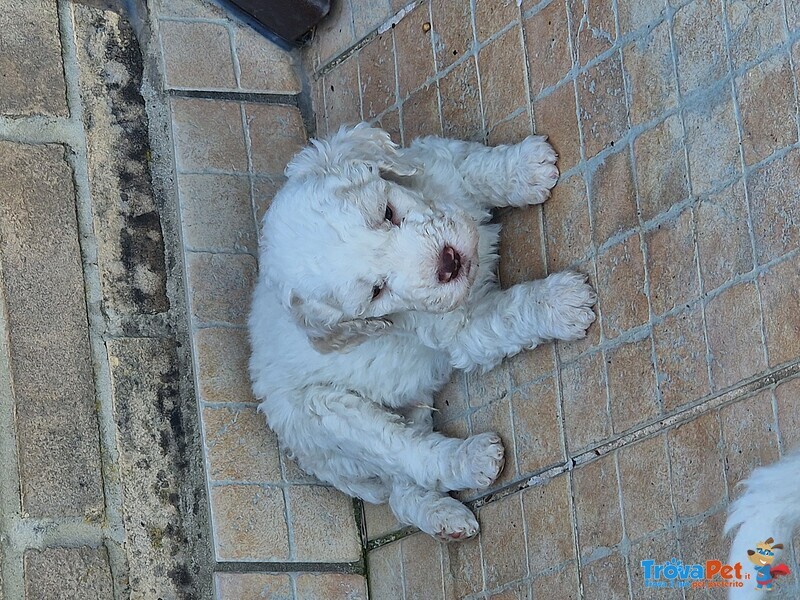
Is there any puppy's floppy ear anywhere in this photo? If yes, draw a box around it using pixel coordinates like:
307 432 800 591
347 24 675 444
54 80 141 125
285 122 417 180
288 293 392 353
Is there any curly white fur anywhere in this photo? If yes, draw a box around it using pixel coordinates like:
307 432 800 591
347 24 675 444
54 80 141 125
248 123 596 541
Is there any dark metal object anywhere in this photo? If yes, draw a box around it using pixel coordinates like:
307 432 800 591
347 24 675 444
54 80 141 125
217 0 331 50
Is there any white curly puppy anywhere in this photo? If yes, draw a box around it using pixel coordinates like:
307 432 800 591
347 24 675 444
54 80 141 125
249 124 596 541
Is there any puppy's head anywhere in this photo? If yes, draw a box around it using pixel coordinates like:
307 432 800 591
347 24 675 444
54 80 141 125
261 123 479 353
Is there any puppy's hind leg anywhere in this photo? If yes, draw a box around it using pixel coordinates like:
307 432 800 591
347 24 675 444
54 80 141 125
390 480 479 541
283 386 505 494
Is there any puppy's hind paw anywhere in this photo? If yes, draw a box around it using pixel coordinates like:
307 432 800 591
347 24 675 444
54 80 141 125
541 271 597 341
508 135 559 207
458 432 505 490
426 499 480 542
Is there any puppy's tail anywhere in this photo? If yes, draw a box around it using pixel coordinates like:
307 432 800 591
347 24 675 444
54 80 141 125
725 448 800 599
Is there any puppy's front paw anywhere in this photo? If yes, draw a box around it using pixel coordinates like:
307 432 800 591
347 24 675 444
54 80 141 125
458 432 505 490
508 135 559 207
426 499 480 542
541 271 597 341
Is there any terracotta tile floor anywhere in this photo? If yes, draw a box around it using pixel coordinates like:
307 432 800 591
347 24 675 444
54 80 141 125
311 0 800 598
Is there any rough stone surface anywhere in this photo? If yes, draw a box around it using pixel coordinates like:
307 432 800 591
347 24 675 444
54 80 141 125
0 141 105 519
211 484 290 561
24 547 114 600
215 573 292 600
107 337 212 599
288 485 362 562
75 7 170 316
295 574 368 600
160 20 236 89
0 0 67 116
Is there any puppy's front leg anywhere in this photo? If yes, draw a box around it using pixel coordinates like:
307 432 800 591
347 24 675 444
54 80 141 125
447 271 597 371
409 135 559 209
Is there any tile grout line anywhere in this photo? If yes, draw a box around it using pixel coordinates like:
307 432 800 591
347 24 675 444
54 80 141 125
57 3 130 598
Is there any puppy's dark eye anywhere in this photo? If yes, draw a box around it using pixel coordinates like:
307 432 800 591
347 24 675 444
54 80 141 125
371 283 384 301
384 204 394 223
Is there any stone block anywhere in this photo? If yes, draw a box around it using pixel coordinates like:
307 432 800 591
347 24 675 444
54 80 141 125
567 0 616 65
572 455 623 556
368 542 405 599
393 2 436 98
178 173 257 253
187 252 257 325
295 574 368 600
172 98 248 172
624 22 677 125
668 412 725 518
246 104 307 175
596 235 648 340
695 181 753 292
720 390 779 491
606 336 660 432
160 20 236 89
511 378 563 475
633 115 688 222
235 24 301 94
684 87 740 195
561 351 611 453
522 475 575 575
478 493 527 589
211 484 289 561
288 485 361 562
0 0 67 116
534 82 581 172
618 434 674 539
75 6 170 315
577 54 628 160
524 1 572 95
324 56 362 130
215 573 292 600
194 327 257 404
430 0 473 70
542 175 591 272
359 32 397 119
402 83 442 140
401 533 445 600
107 337 212 598
0 141 104 519
24 547 113 600
590 148 638 246
672 0 728 95
438 57 483 142
645 209 698 316
705 281 766 389
202 405 281 482
653 308 711 411
478 27 527 129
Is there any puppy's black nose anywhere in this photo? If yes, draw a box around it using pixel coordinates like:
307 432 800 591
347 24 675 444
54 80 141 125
438 245 462 283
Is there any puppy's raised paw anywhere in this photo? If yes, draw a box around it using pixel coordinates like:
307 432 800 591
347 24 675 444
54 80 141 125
507 135 559 207
458 432 505 490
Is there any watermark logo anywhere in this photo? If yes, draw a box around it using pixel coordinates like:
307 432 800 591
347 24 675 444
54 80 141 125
640 558 747 590
641 537 793 591
746 538 791 591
